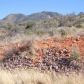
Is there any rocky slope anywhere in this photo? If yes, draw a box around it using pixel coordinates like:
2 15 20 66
0 36 83 72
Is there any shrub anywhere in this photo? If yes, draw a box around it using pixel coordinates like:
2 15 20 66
59 29 67 37
70 46 80 60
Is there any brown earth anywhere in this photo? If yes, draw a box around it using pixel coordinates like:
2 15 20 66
33 36 84 60
0 36 84 61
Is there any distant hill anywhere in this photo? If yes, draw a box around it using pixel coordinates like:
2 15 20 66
0 11 83 39
27 11 62 21
0 14 27 24
0 11 84 32
0 11 62 24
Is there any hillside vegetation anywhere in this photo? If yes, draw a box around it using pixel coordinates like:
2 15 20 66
0 11 84 38
0 11 84 84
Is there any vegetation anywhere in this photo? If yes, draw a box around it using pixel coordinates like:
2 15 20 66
70 46 80 60
0 11 84 84
0 69 83 84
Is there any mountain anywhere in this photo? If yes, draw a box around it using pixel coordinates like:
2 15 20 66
27 11 62 20
0 11 83 38
0 14 27 24
0 11 62 24
0 11 84 28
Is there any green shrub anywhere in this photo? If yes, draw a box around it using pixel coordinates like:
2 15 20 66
59 29 67 37
70 46 80 60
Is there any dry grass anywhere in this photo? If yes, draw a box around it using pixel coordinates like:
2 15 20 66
0 68 84 84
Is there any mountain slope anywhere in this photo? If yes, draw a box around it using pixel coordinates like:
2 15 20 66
1 14 27 24
0 11 84 29
0 11 62 24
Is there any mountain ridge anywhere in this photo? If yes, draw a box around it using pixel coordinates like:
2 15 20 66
0 11 84 28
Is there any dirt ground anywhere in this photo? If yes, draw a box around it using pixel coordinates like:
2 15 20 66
0 36 84 61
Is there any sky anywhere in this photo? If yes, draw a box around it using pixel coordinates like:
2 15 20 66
0 0 84 19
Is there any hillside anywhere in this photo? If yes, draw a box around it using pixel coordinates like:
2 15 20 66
0 11 83 39
0 11 84 84
0 11 83 71
0 11 84 26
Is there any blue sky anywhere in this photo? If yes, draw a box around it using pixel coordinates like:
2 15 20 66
0 0 84 19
